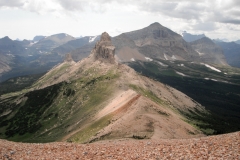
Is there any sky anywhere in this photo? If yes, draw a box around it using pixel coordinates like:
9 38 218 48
0 0 239 41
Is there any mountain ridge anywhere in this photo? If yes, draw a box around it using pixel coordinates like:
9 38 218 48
0 32 206 143
0 22 238 82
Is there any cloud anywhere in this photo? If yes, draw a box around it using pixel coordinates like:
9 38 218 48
57 0 84 11
137 1 206 20
0 0 239 25
207 0 240 25
193 22 217 31
220 19 240 25
0 0 25 8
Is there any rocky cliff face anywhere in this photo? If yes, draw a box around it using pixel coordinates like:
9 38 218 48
92 32 116 64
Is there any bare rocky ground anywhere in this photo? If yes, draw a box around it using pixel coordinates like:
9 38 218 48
0 132 239 160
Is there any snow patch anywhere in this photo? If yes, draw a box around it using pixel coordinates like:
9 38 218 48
131 58 135 62
25 48 28 49
201 63 221 72
164 53 168 60
196 50 205 56
176 71 186 76
178 64 184 67
89 36 98 43
171 55 177 60
204 78 218 81
157 61 168 67
7 53 15 57
30 41 38 46
145 57 153 61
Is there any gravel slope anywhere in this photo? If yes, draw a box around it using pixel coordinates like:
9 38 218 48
0 132 239 159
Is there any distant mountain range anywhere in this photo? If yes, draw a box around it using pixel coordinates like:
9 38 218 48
214 41 240 68
0 22 239 82
0 36 26 55
235 40 240 44
31 33 75 51
53 35 100 61
182 31 206 42
0 34 99 82
33 36 45 42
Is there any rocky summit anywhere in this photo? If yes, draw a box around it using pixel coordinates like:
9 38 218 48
64 53 74 62
92 32 116 64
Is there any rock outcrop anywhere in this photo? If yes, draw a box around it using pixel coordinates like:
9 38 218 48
64 53 74 62
92 32 116 64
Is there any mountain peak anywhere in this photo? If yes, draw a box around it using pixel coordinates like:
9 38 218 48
33 35 45 42
149 22 162 27
92 32 116 64
2 36 12 42
100 32 111 42
194 37 215 45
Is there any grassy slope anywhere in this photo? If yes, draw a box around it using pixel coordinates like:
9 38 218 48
0 73 44 96
128 60 240 135
0 67 119 143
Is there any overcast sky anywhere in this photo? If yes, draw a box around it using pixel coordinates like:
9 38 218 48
0 0 239 41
